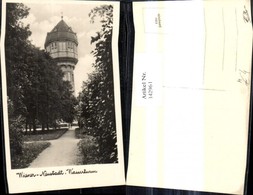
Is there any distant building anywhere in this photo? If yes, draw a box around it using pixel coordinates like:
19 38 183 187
44 17 78 92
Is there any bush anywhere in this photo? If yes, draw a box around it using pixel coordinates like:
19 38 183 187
77 5 118 164
9 116 24 156
77 136 100 164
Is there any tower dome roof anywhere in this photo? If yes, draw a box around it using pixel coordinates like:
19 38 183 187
44 19 78 47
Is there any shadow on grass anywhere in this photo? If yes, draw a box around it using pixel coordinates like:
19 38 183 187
11 142 50 169
24 128 68 142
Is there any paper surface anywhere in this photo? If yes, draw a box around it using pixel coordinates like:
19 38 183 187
127 0 252 194
1 0 124 193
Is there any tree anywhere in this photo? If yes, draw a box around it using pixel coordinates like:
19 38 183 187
5 3 31 156
78 5 118 163
60 84 77 124
5 3 77 133
5 3 31 117
23 48 76 131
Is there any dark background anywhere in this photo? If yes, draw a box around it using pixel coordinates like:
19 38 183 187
1 0 253 195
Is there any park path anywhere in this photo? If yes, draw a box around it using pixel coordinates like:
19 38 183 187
29 128 81 168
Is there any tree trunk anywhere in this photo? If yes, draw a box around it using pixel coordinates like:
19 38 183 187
32 119 36 134
25 119 28 135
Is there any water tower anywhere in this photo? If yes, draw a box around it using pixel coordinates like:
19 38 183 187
45 17 78 92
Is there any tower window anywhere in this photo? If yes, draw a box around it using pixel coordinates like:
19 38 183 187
59 42 66 51
51 42 57 50
68 42 74 51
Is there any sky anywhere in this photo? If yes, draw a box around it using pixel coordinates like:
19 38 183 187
22 2 105 96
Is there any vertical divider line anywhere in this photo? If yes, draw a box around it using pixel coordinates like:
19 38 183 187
235 8 239 72
222 7 225 71
203 7 207 86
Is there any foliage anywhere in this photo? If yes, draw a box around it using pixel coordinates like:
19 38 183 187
22 48 76 131
60 87 78 123
9 117 24 156
5 3 77 133
5 3 77 167
77 136 99 164
11 142 50 169
78 5 118 163
8 99 24 156
5 3 31 117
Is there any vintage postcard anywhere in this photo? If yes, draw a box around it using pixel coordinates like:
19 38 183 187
1 0 124 193
127 0 252 194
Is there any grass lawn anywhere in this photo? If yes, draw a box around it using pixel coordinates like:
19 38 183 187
11 142 50 169
24 128 68 142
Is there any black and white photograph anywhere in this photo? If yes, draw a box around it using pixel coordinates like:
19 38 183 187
1 0 124 193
